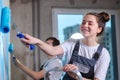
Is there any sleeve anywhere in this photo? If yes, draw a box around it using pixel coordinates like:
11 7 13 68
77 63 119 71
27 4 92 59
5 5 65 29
60 39 74 53
94 48 111 80
43 58 62 72
60 39 76 65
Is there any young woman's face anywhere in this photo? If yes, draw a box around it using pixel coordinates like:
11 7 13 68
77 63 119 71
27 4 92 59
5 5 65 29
80 14 102 38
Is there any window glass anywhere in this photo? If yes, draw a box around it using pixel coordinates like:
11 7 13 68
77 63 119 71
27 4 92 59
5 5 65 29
58 14 83 42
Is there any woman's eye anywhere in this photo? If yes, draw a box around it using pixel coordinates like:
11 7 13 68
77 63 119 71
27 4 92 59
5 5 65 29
82 22 86 24
89 23 92 25
88 22 93 25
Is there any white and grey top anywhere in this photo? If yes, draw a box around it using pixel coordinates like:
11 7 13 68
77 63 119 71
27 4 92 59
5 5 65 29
60 39 110 80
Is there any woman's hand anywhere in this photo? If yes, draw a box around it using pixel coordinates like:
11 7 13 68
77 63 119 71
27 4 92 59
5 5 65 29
20 33 40 45
63 64 80 80
63 64 78 71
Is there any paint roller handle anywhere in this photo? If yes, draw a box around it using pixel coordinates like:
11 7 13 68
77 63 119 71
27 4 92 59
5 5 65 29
11 55 20 67
8 43 17 65
16 32 35 50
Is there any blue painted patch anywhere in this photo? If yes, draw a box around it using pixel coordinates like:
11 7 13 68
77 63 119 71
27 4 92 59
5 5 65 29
0 0 10 80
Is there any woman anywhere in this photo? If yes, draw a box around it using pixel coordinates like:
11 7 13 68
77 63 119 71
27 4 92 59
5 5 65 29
20 12 110 80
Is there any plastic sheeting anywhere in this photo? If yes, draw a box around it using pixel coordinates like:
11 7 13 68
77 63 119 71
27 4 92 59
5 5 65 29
0 32 5 80
0 0 10 80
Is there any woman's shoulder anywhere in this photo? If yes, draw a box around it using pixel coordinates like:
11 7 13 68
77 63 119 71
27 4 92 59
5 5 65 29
65 38 78 42
62 38 82 44
100 46 111 60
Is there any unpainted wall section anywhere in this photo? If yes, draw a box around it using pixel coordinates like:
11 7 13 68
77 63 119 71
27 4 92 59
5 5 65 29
10 0 34 80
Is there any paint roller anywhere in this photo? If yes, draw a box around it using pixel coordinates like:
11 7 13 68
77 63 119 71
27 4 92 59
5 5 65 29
8 43 20 66
1 7 11 33
8 43 16 59
10 10 35 50
1 6 35 50
16 32 35 50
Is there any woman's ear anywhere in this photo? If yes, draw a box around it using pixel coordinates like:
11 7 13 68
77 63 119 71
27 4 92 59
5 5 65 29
97 27 102 34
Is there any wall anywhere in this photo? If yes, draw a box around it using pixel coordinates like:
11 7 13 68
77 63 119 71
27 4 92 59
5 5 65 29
115 10 120 79
10 0 34 80
10 0 120 80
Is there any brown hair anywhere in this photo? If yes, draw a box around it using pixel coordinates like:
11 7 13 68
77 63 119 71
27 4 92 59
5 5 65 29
86 12 110 36
46 37 60 46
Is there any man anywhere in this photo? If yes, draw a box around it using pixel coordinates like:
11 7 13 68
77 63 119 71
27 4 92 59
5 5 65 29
12 37 62 80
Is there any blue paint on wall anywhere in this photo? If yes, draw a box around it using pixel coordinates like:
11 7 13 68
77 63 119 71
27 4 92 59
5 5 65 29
0 0 5 79
0 0 10 80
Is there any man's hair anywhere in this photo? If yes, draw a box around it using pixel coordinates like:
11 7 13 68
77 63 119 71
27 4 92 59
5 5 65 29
46 37 60 46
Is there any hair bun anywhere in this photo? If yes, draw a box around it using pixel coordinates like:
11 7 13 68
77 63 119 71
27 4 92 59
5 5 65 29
99 12 110 22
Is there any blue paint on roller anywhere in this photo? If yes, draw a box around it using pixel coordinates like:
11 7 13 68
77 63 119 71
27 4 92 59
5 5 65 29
16 32 35 50
1 7 11 33
8 43 16 60
8 43 14 53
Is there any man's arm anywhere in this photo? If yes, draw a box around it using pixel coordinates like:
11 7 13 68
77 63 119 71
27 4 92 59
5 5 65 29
14 58 45 79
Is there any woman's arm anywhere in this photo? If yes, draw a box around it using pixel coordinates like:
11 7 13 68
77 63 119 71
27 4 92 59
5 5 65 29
21 33 64 56
14 58 45 80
